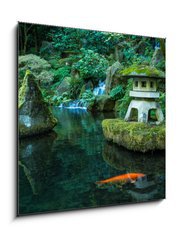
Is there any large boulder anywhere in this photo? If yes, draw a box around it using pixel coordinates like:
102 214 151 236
105 61 123 94
89 95 115 112
102 119 165 152
150 47 165 69
18 72 57 137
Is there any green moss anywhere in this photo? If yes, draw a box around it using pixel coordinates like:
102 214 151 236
102 119 165 152
118 64 165 78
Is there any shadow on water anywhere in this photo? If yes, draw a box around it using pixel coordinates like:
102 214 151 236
18 107 165 215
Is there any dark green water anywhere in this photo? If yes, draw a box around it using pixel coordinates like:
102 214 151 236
18 107 165 215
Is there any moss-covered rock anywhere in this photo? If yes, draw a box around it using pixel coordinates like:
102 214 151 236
18 72 57 137
102 119 165 152
89 95 115 112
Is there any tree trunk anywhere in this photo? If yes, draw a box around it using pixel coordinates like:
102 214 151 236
114 45 119 61
34 26 38 53
159 39 165 58
23 23 33 54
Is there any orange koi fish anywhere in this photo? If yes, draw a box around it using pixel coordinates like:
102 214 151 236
96 173 145 185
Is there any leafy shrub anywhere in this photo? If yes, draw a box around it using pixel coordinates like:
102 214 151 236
52 66 71 83
72 49 109 81
18 54 53 87
116 79 133 118
109 85 124 100
69 77 84 99
159 93 165 116
81 90 95 100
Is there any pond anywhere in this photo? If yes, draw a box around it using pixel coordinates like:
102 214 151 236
18 107 165 215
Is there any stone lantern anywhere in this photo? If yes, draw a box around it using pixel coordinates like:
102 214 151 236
123 65 165 124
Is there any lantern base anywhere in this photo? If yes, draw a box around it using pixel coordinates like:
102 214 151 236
125 99 164 124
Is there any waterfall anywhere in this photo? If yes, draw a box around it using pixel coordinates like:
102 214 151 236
59 81 106 109
59 100 87 110
93 81 106 96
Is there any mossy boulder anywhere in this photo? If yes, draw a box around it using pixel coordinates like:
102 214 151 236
89 95 115 112
18 72 57 137
102 119 165 152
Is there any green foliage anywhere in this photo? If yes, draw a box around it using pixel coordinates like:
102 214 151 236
18 54 54 87
154 59 165 71
49 27 84 52
52 66 71 83
116 79 133 118
69 77 84 99
109 85 124 100
123 46 135 63
81 90 95 100
49 27 125 56
73 49 109 81
18 23 165 113
159 93 165 116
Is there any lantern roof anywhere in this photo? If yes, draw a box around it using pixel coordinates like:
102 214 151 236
118 64 165 79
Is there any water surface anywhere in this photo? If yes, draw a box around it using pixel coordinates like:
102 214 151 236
18 107 165 215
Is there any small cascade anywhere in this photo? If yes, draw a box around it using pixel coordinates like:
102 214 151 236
59 81 106 110
93 81 106 96
59 100 87 110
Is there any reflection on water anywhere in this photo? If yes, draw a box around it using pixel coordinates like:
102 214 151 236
18 107 165 215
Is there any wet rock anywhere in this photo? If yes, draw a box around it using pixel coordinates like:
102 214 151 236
56 77 71 95
18 72 57 137
102 119 165 152
89 95 115 112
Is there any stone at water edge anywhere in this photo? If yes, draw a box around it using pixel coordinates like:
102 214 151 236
18 72 57 137
89 95 115 112
102 119 165 152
